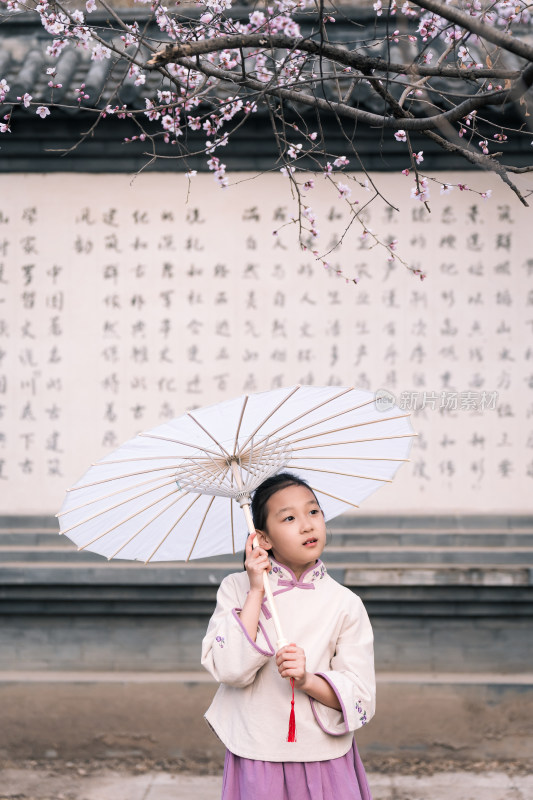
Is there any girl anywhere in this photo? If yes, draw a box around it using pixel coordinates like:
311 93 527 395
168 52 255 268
201 472 375 800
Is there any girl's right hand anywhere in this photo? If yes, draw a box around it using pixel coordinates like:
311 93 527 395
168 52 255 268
244 533 270 594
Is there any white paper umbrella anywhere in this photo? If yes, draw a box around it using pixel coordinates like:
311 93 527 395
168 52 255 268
58 385 415 645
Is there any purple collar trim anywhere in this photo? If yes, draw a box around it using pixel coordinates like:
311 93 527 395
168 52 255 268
260 558 327 620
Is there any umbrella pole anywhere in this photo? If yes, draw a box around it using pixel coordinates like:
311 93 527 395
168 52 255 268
238 498 289 650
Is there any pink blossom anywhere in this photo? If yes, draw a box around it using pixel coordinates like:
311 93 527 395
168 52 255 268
248 10 265 28
333 156 349 167
36 106 50 118
18 93 32 108
410 177 430 202
161 114 181 134
202 119 217 136
480 189 492 200
86 0 96 11
402 169 410 176
144 100 160 121
414 150 423 164
440 184 453 195
394 129 407 142
91 43 112 61
215 173 229 188
337 182 352 198
287 143 302 159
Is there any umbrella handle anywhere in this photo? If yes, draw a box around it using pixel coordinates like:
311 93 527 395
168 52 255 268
254 535 290 651
240 501 289 650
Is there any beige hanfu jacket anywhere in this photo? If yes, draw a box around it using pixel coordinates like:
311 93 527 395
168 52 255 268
201 558 375 762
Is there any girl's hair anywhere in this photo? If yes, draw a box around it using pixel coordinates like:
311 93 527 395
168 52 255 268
251 471 320 533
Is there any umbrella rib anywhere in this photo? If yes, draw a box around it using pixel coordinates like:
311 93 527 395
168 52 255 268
287 414 412 446
183 454 231 493
188 412 231 458
108 491 189 559
198 452 232 491
99 455 228 464
179 459 221 480
248 386 354 450
77 488 185 550
59 477 181 536
256 396 377 449
230 496 235 555
245 435 271 486
232 395 249 457
235 436 278 492
237 385 301 454
144 493 204 563
186 495 216 561
291 464 392 482
309 485 360 509
57 472 182 517
139 432 222 458
68 463 185 491
290 433 417 451
290 456 409 462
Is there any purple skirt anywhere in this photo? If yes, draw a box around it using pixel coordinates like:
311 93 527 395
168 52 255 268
221 739 372 800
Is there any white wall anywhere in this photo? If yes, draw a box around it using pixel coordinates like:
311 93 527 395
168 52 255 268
2 170 532 513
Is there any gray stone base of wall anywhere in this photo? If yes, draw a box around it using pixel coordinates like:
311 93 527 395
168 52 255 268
2 515 532 763
1 671 532 762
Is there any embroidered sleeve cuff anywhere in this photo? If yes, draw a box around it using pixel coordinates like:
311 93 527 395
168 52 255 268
308 672 350 736
232 608 275 657
310 670 372 734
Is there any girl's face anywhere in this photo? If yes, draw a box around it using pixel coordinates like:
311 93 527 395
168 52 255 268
257 484 326 579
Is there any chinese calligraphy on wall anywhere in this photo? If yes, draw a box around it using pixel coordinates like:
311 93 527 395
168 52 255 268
2 172 531 513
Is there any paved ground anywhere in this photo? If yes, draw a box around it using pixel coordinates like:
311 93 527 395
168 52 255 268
1 766 532 800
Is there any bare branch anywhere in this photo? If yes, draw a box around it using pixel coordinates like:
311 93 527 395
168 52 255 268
145 33 522 80
415 0 533 62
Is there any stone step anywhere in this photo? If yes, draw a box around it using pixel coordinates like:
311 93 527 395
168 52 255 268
2 529 533 548
0 561 531 587
1 544 532 565
2 514 532 531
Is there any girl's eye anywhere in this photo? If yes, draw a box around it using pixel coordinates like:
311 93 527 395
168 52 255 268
283 515 295 522
310 509 319 515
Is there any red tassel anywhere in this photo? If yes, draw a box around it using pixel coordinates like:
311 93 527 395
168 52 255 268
287 678 297 742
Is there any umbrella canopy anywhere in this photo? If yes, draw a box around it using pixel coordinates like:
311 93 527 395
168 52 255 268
58 385 415 564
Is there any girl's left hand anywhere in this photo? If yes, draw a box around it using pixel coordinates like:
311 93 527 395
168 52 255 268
276 643 308 690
